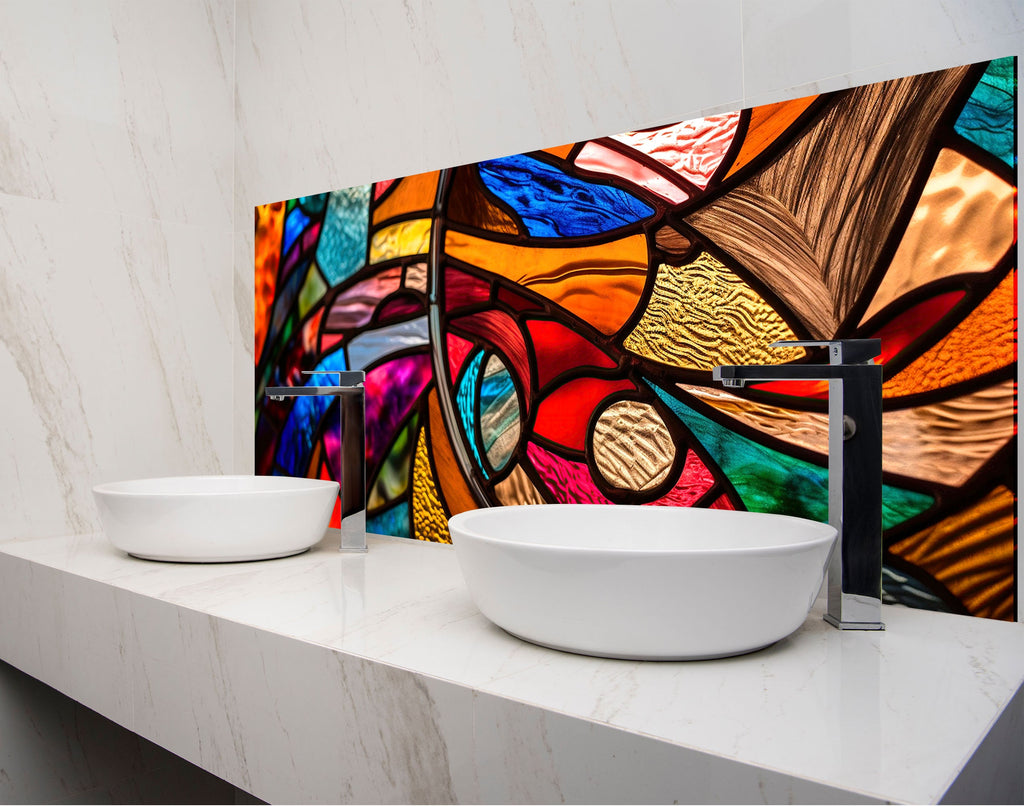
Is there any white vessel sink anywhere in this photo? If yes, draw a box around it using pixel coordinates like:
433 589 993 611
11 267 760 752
93 475 339 562
448 504 837 660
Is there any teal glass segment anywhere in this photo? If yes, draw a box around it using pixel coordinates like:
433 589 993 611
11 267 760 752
479 360 519 473
649 384 934 529
367 501 410 538
456 351 488 478
297 193 329 216
955 56 1016 167
316 185 371 285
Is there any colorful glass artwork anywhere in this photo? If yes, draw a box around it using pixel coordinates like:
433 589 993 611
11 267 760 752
256 58 1018 621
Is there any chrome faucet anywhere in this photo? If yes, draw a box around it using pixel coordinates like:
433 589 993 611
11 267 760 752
266 370 367 553
712 339 884 630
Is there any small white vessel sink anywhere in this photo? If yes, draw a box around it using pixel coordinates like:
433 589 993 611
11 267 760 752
93 475 339 562
449 504 837 660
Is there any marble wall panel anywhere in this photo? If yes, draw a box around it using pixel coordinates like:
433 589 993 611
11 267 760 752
1 0 235 540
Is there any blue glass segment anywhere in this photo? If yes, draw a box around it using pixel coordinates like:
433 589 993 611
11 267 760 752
477 153 654 237
649 384 934 528
456 351 487 478
955 57 1016 167
368 501 411 538
274 351 348 475
316 185 371 285
282 206 311 256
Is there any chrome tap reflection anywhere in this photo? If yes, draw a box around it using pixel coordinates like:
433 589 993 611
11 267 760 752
713 340 885 630
266 370 367 553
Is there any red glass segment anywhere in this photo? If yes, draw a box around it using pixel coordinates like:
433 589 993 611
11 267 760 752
533 377 635 451
526 319 618 390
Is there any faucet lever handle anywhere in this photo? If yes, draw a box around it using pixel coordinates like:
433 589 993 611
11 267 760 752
301 370 366 387
770 339 881 365
302 370 341 385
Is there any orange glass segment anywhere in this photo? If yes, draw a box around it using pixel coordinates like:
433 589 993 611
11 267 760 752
861 148 1017 324
254 201 286 359
371 170 441 226
444 229 648 334
542 143 575 159
447 166 521 235
884 270 1016 398
888 486 1016 620
724 95 818 178
493 463 548 506
427 388 479 519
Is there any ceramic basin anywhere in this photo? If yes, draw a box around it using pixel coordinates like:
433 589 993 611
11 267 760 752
448 504 837 661
93 475 339 562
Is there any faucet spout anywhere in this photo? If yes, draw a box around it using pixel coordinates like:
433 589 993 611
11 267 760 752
713 339 885 630
265 370 367 553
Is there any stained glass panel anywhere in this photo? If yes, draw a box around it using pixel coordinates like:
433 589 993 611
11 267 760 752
256 57 1018 620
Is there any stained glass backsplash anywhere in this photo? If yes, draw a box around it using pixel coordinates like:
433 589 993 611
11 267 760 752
256 58 1017 621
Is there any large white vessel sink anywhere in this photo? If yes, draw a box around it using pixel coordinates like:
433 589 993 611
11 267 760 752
449 504 837 660
93 475 339 562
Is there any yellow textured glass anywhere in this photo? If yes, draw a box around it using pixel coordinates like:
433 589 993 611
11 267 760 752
370 218 432 264
411 428 449 543
624 252 804 370
592 400 676 491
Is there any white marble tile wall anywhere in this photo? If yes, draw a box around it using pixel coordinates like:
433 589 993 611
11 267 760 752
0 0 235 542
0 1 236 801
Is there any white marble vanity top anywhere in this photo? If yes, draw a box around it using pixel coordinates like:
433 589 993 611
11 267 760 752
0 531 1021 804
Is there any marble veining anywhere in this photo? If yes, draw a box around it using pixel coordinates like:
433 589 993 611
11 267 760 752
0 532 1020 803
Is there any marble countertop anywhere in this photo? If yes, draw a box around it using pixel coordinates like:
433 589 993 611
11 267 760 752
0 530 1021 804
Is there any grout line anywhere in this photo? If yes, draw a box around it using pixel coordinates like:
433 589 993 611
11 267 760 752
230 0 239 476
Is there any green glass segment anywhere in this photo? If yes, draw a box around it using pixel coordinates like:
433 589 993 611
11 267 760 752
649 384 933 529
955 56 1016 167
368 411 419 510
298 262 328 319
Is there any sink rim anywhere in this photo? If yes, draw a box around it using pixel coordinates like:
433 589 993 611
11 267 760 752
448 503 837 556
93 474 339 497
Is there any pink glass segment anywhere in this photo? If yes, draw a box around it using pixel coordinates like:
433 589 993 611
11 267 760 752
643 450 715 507
324 266 402 331
575 142 690 205
611 113 741 190
526 442 613 505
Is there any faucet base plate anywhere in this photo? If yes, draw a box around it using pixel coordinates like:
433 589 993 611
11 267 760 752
824 614 886 631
